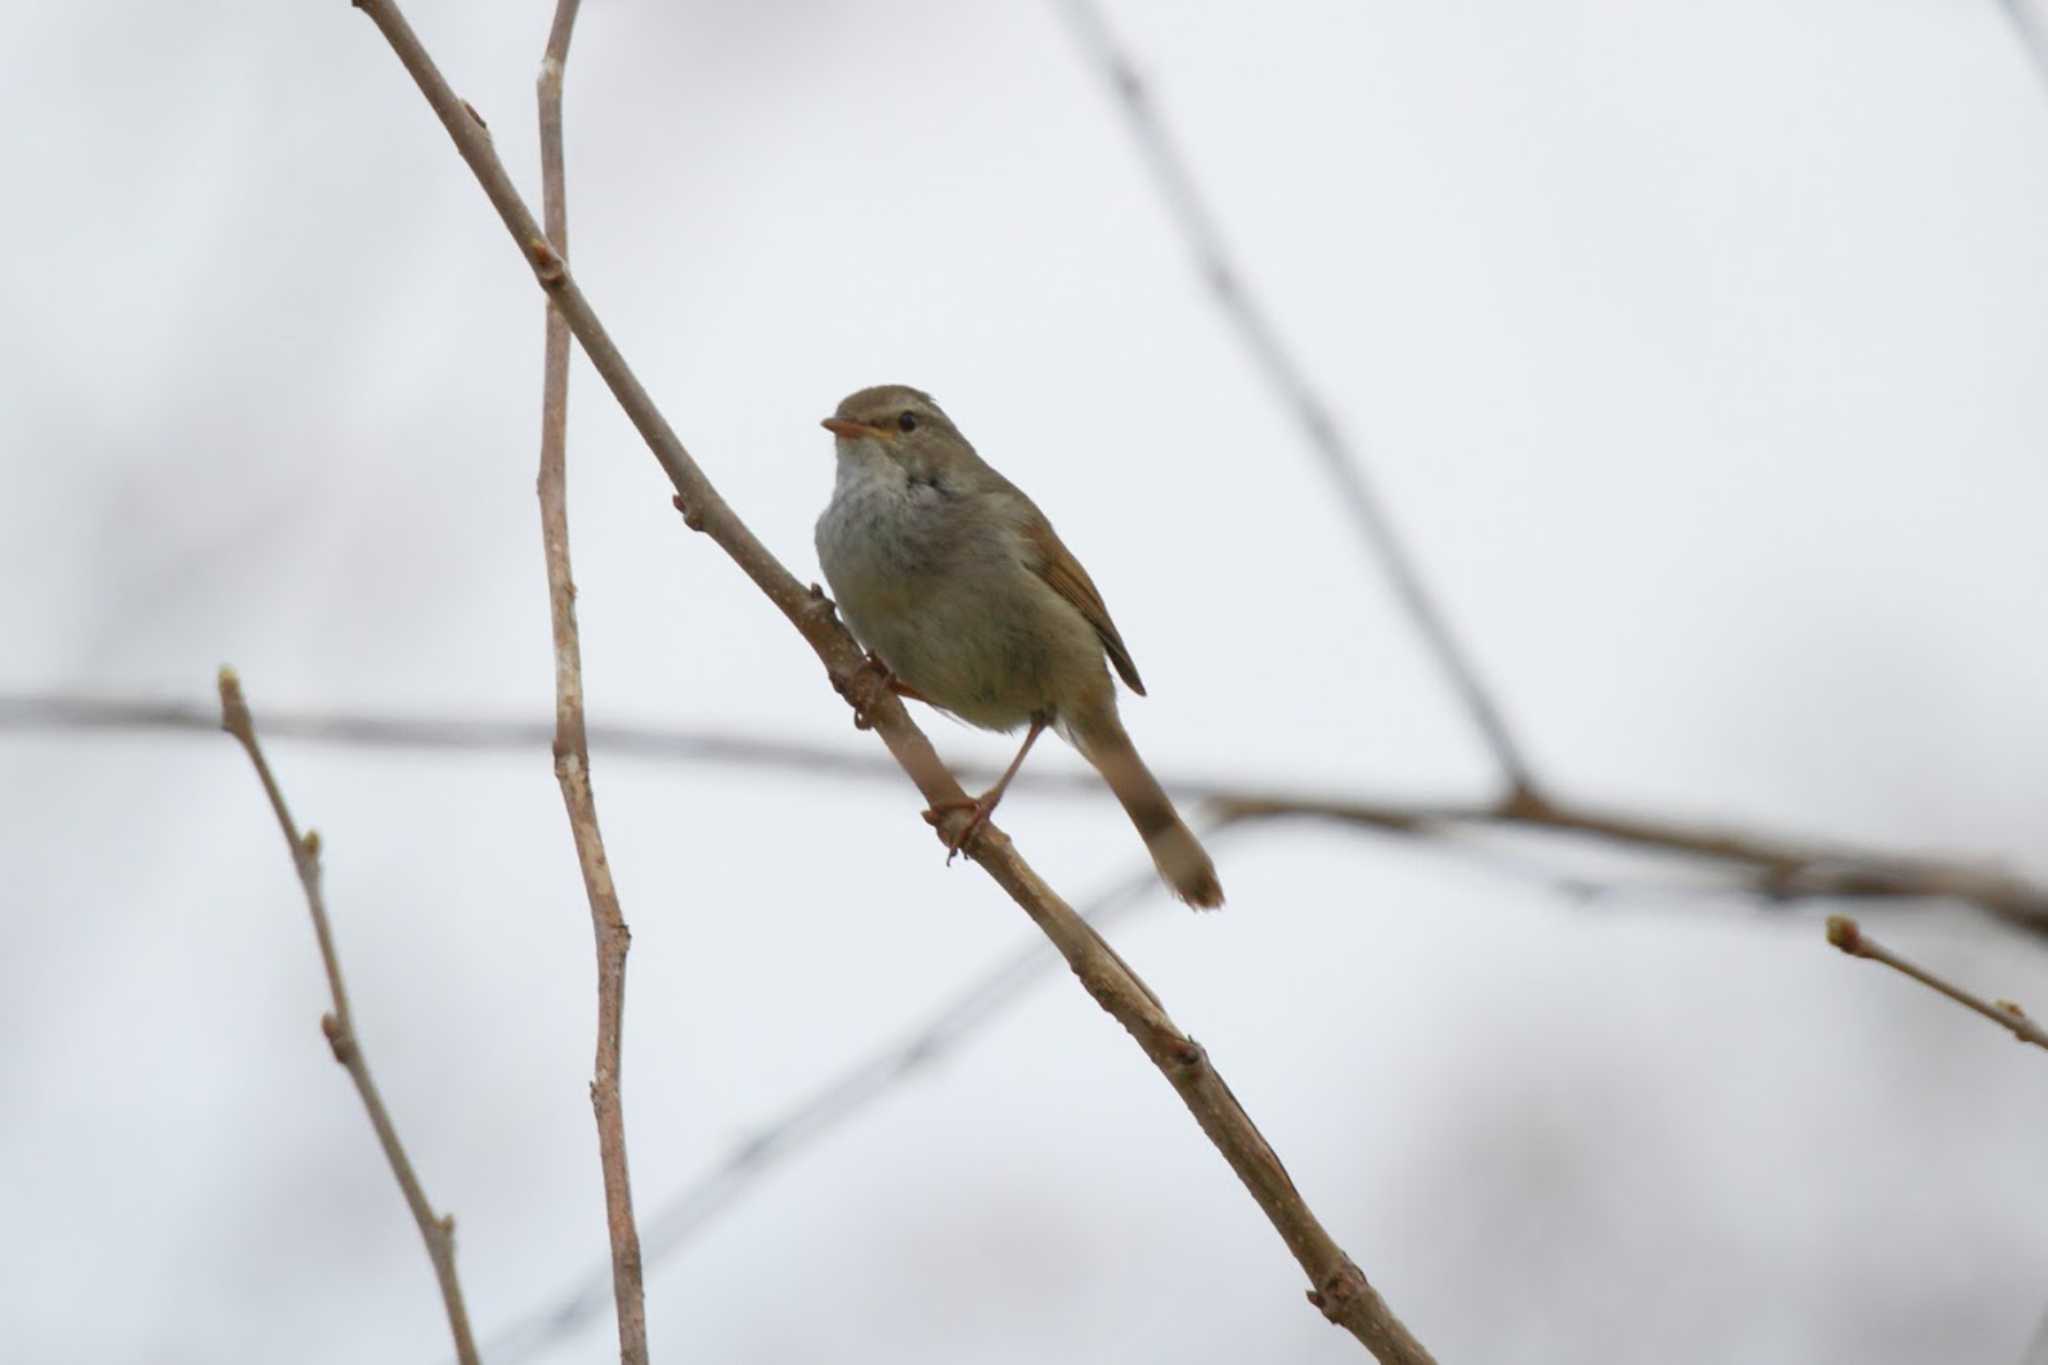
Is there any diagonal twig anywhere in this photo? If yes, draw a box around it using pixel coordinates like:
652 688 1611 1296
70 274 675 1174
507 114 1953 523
217 667 482 1365
1049 0 1535 796
1825 915 2048 1051
532 1 650 1360
338 2 1431 1356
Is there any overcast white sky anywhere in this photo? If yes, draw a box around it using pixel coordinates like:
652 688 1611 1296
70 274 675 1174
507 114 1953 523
6 2 2048 1362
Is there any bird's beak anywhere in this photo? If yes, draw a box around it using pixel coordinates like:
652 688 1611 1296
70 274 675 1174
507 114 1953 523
821 417 881 440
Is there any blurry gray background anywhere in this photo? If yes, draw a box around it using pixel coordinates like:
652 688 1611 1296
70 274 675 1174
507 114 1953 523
5 1 2048 1361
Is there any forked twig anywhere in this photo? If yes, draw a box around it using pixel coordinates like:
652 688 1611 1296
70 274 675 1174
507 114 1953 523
217 667 481 1365
1221 788 2048 935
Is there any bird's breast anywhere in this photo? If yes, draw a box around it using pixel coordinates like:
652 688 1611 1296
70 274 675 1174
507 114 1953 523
814 460 1049 730
817 462 960 593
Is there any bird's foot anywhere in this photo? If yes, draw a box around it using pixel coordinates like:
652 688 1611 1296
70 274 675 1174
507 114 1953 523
922 790 1002 865
838 653 899 731
834 653 932 730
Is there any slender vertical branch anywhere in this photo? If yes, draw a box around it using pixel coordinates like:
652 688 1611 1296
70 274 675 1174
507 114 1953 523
216 667 481 1365
1825 916 2048 1051
533 2 650 1361
342 2 1432 1355
1049 0 1536 795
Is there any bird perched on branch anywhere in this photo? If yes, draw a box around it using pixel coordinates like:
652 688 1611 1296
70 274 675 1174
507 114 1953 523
814 384 1223 908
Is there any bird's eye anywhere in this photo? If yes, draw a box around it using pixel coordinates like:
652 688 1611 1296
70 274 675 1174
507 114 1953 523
897 411 919 433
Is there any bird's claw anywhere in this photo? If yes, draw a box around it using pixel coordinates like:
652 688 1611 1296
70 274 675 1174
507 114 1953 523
839 653 896 731
923 793 996 864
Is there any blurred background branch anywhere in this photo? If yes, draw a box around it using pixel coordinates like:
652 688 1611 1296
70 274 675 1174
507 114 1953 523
532 1 652 1359
1052 0 1535 796
1220 790 2048 934
217 670 482 1365
27 693 2043 932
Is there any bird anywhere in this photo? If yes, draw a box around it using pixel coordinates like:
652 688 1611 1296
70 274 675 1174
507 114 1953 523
814 383 1223 908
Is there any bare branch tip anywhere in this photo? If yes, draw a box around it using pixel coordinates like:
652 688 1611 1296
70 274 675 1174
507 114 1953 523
216 665 250 733
1824 914 1862 953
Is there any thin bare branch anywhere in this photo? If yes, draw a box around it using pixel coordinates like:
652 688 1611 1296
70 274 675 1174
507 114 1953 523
1825 915 2048 1051
25 694 2044 933
532 2 649 1360
338 3 1430 1355
216 667 481 1365
1049 0 1535 796
486 840 1231 1362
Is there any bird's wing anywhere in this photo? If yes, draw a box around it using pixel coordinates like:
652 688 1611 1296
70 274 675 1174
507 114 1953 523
1023 518 1147 696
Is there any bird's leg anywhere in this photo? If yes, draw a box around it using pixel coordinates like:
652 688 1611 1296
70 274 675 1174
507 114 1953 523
926 714 1050 864
838 652 930 730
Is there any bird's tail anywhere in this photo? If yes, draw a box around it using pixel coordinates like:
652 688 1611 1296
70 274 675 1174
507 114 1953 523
1070 713 1224 910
